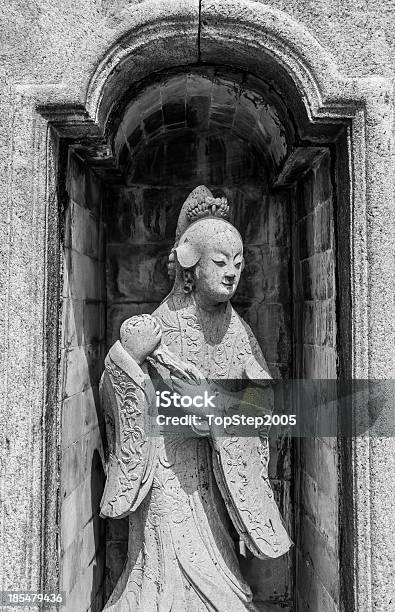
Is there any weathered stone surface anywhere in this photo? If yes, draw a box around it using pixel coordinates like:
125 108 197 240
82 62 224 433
106 243 171 304
101 189 292 609
0 2 393 611
107 301 160 348
237 246 291 303
292 151 340 611
65 200 103 260
235 302 292 367
299 513 339 603
105 186 188 243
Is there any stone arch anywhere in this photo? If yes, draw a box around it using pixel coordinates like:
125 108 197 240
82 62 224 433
54 0 347 137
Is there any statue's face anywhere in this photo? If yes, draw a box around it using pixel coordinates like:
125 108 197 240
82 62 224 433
194 230 243 304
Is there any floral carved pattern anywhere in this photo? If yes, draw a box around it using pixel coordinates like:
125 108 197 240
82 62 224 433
105 360 147 512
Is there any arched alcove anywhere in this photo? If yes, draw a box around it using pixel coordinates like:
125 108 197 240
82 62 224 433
58 56 344 610
103 68 295 608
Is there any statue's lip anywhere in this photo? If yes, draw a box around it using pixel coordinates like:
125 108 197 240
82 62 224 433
221 281 235 287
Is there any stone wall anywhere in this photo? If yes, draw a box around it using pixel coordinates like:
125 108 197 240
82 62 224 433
291 151 339 611
60 151 107 612
104 129 293 609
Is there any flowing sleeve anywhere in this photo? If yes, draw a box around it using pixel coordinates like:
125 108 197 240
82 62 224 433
210 317 292 559
99 341 157 519
210 431 292 559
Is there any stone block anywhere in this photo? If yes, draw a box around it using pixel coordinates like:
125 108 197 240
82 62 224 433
142 108 162 138
254 604 292 612
106 243 170 304
300 470 318 526
63 344 104 398
84 301 106 345
314 201 334 253
298 213 315 260
140 187 187 240
317 485 338 552
237 245 290 303
68 251 106 301
313 153 332 205
105 185 187 243
267 193 291 248
62 392 85 449
296 169 314 220
66 153 87 209
80 515 106 572
271 479 293 534
67 200 101 260
62 248 71 299
61 427 102 500
162 100 186 129
302 345 337 379
61 471 103 554
301 251 335 301
61 483 82 553
299 437 319 484
129 132 199 186
85 170 102 214
83 386 101 436
301 300 336 348
230 189 269 245
239 550 293 606
61 386 101 450
235 302 292 367
63 557 99 612
61 535 82 595
315 438 338 501
268 433 292 480
299 513 339 603
296 549 338 612
186 93 212 130
230 136 264 183
61 297 84 348
63 346 90 398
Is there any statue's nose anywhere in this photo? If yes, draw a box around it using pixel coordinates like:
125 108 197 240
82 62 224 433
225 272 236 281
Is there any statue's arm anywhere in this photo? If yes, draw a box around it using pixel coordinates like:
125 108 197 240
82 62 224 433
99 341 157 519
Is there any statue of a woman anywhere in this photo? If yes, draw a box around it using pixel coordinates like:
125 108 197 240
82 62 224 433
100 186 292 611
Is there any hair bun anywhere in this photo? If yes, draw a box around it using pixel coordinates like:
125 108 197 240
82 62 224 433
186 196 230 223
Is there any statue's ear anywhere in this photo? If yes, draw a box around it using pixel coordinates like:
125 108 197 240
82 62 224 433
174 242 200 269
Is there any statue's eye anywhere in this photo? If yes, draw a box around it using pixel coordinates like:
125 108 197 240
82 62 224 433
235 262 241 269
212 259 226 267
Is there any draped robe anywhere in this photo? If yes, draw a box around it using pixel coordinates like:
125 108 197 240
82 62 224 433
101 292 292 611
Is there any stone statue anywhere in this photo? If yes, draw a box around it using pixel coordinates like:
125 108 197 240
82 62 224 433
100 186 292 611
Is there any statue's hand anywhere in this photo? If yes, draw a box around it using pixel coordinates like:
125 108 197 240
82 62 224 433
169 376 218 418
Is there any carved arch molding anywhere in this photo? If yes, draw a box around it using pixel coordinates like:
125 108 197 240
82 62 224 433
5 1 391 610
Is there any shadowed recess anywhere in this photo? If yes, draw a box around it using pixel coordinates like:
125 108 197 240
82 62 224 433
112 68 296 185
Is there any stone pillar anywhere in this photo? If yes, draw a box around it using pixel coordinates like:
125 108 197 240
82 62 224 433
0 92 56 597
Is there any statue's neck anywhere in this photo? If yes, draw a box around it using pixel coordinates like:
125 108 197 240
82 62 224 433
193 292 228 314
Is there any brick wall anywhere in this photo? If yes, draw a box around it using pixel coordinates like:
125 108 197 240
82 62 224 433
104 129 293 609
292 151 339 611
60 152 107 612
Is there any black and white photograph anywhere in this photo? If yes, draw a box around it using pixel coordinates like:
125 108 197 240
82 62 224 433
0 1 394 611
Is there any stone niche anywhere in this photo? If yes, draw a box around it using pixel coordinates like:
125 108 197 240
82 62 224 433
60 67 341 612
